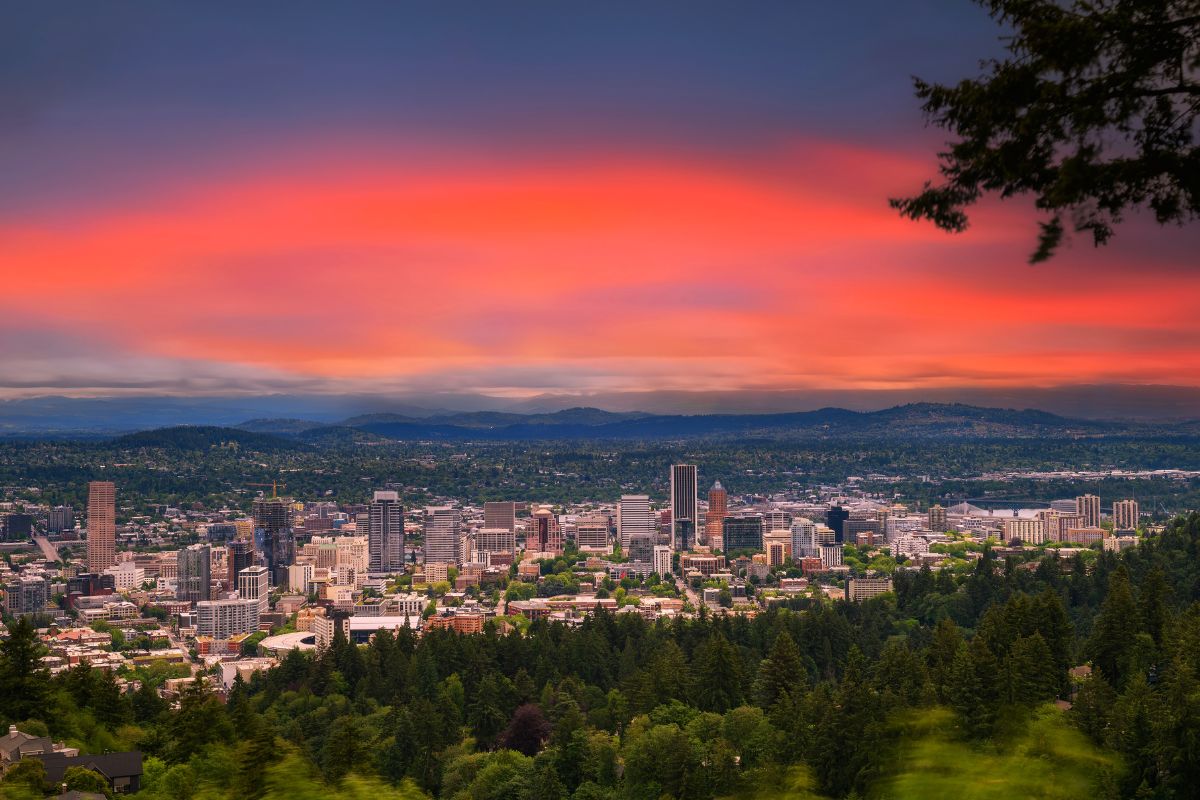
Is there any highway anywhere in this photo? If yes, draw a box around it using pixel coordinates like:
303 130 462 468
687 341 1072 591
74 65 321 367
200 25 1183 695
33 535 60 562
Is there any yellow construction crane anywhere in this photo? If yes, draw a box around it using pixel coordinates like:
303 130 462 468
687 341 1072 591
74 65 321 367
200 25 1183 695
246 481 287 498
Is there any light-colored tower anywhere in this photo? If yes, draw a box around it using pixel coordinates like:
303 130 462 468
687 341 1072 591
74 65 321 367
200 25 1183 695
86 481 116 573
1112 499 1139 530
423 507 462 566
368 490 404 573
618 495 655 549
1076 494 1101 528
670 465 698 551
705 481 727 547
790 517 818 558
238 564 270 614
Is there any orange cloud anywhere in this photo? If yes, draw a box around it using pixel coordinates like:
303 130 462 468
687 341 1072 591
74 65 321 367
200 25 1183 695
3 138 1199 395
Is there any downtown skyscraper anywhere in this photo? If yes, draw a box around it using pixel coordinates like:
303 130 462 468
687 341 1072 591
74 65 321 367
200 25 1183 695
423 507 462 566
618 495 655 550
670 464 698 551
367 490 404 573
706 480 727 548
86 480 116 573
177 543 212 604
253 496 293 583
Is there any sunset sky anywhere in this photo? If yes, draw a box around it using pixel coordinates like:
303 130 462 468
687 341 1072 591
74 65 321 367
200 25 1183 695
4 1 1199 404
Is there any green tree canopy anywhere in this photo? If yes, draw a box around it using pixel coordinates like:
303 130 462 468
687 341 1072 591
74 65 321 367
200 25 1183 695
893 0 1200 262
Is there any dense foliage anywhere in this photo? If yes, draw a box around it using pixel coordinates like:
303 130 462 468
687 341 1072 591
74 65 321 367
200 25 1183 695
4 515 1200 798
2 435 1199 516
893 0 1200 262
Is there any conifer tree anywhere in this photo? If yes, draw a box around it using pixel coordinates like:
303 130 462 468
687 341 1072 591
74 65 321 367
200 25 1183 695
1087 565 1141 688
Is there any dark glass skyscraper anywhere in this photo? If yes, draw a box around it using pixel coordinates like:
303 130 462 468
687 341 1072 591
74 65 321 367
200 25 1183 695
253 497 293 582
227 539 255 588
670 464 698 551
826 506 850 543
722 514 763 553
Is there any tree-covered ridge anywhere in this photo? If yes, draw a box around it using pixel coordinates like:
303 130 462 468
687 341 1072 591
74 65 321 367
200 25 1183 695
4 435 1200 516
4 514 1200 799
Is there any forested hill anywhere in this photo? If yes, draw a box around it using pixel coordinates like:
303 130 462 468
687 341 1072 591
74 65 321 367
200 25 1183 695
237 403 1199 441
4 515 1200 799
111 426 303 452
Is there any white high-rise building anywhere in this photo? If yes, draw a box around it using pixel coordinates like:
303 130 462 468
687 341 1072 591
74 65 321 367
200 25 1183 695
618 495 655 549
424 507 462 566
790 518 818 558
287 563 314 593
196 598 260 640
368 491 405 573
238 565 270 614
653 545 673 578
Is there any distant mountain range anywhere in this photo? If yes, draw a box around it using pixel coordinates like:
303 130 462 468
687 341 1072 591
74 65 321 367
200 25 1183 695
2 387 1199 438
80 403 1196 449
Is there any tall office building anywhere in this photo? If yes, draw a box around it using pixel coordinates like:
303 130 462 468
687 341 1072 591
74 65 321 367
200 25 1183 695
763 510 792 534
177 544 212 604
706 481 727 547
627 534 654 563
528 505 563 554
367 491 404 573
927 504 948 532
227 539 255 588
653 545 673 577
670 464 698 551
423 507 462 566
206 523 238 543
5 576 49 617
476 527 517 557
1 514 33 541
196 598 260 640
574 515 610 551
47 505 74 533
484 501 517 532
1076 494 1101 528
618 495 655 549
790 517 818 558
252 497 293 581
86 481 116 573
722 514 763 553
1112 499 1140 530
826 506 850 542
239 565 270 614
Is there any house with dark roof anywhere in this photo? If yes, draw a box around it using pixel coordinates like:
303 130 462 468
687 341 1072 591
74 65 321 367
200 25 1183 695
32 751 143 794
0 724 53 764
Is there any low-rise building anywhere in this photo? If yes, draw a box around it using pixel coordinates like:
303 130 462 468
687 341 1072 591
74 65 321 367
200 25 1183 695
847 576 894 602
